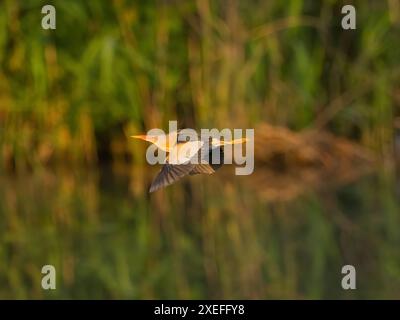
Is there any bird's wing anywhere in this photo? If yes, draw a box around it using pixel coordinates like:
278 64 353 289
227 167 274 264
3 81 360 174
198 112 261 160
189 164 216 175
150 140 221 192
189 145 225 175
149 163 195 193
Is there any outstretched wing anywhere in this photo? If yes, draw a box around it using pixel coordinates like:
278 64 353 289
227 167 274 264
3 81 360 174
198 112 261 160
149 163 195 193
190 146 224 175
189 164 216 175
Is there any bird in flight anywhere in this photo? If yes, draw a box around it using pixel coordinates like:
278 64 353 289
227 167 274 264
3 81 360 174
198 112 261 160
132 130 248 192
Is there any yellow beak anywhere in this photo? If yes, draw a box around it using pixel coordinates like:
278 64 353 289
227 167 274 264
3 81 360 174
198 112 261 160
131 135 157 143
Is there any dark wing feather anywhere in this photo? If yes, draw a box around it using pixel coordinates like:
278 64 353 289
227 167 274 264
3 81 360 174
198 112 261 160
189 164 215 175
189 146 224 175
149 163 195 192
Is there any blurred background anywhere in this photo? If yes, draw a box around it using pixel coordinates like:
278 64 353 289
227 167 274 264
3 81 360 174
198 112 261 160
0 0 400 299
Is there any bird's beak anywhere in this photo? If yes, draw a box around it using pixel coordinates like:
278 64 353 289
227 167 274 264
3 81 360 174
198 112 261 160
131 135 157 143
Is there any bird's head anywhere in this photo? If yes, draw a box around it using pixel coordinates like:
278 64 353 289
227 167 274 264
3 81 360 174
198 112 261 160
131 133 174 152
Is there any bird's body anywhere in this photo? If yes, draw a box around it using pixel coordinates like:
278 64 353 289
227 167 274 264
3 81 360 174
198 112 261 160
132 131 246 192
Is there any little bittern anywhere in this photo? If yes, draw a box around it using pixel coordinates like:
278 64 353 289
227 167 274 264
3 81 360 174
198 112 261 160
132 131 247 192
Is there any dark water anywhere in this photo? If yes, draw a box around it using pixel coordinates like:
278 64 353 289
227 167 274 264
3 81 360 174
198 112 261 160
0 165 399 299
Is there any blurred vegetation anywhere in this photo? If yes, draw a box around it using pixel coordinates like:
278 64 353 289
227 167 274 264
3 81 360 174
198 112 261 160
0 167 399 299
0 0 400 299
0 0 400 171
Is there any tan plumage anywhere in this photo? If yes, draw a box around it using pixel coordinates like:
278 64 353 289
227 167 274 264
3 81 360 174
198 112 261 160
132 132 247 192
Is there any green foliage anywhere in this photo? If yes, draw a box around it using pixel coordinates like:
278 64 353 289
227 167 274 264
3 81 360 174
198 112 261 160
0 168 399 299
0 0 399 170
0 0 400 299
